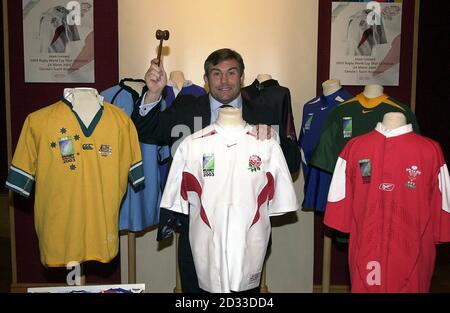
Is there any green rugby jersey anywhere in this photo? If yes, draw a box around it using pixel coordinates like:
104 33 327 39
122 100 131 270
309 93 420 173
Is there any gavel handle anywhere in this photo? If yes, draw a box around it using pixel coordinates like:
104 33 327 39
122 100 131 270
156 39 164 65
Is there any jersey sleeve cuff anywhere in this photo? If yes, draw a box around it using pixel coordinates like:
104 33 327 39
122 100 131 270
128 161 145 188
5 165 35 198
268 205 299 216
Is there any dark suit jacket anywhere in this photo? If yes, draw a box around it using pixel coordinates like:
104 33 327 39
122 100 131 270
131 93 301 173
131 93 301 241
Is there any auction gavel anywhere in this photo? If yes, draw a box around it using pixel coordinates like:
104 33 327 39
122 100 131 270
155 29 170 65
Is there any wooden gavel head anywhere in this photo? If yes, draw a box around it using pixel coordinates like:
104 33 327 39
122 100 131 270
156 29 170 41
155 29 170 65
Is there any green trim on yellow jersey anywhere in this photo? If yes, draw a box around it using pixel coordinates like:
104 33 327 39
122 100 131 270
62 98 104 137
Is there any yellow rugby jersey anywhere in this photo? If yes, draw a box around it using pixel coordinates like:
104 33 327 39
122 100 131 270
6 97 144 267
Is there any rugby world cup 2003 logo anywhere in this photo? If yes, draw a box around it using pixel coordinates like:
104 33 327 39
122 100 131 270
203 154 215 177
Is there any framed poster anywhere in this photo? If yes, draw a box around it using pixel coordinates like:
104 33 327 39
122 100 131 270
28 284 145 293
330 1 402 86
22 0 95 83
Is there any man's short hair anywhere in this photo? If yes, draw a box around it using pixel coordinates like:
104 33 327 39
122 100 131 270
204 48 245 77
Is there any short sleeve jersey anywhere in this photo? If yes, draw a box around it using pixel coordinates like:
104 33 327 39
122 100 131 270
160 123 298 293
325 123 450 292
6 99 144 266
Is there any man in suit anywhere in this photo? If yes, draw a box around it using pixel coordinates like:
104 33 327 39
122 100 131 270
132 48 300 292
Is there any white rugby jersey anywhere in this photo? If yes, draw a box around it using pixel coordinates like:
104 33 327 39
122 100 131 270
161 123 298 293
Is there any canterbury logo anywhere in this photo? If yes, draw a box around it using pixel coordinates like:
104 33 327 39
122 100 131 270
82 144 94 150
362 109 374 114
379 183 395 191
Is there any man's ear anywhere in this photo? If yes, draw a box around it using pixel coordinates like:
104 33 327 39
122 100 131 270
204 74 209 85
240 73 245 86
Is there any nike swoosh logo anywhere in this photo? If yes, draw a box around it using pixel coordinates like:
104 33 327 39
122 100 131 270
320 107 328 111
227 143 237 148
362 110 374 114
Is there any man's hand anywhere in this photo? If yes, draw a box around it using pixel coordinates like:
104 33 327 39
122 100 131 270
250 124 273 141
144 58 167 103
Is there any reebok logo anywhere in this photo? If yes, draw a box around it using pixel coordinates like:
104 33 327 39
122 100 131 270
379 183 395 192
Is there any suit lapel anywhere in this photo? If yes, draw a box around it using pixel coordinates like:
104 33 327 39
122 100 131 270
199 95 211 128
242 98 251 121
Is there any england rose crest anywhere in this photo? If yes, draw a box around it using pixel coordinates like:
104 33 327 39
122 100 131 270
248 155 262 172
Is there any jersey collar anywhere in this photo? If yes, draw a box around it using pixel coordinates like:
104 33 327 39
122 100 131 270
209 94 243 111
213 122 250 139
375 122 413 138
357 93 389 109
167 80 193 88
63 88 104 106
62 88 104 138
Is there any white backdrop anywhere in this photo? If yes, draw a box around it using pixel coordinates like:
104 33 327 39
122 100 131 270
118 0 319 293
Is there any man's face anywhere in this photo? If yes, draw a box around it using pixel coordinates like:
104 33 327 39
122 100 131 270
204 59 244 104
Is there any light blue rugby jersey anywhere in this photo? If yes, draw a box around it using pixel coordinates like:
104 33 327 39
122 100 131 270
102 80 166 231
